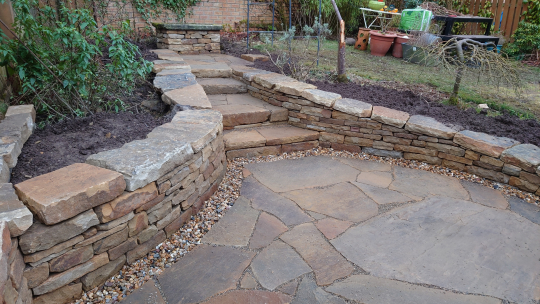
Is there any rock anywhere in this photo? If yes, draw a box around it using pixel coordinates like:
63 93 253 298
405 115 457 139
230 65 263 77
74 223 127 249
127 212 148 237
282 141 319 153
190 62 232 78
301 89 341 107
356 171 393 188
226 146 281 159
256 126 319 145
161 84 211 109
240 273 258 289
508 196 540 225
33 283 83 304
478 103 489 109
460 181 508 209
333 98 372 118
203 196 259 246
0 113 34 146
335 158 392 171
243 70 273 82
466 166 510 184
214 105 270 127
198 78 247 95
80 255 126 291
281 223 354 285
362 147 403 158
126 230 166 264
224 130 266 151
148 201 172 224
453 130 520 158
94 183 158 223
33 253 109 295
403 152 442 165
0 160 8 183
23 263 49 289
137 225 158 244
352 182 414 205
9 247 24 290
0 141 22 168
95 212 134 231
500 143 540 172
251 240 311 290
314 217 353 239
371 106 409 128
153 73 197 92
87 138 194 191
345 37 356 45
151 60 190 73
293 276 346 304
121 279 166 304
390 166 469 199
158 245 255 303
108 238 137 261
23 236 84 264
240 54 270 62
249 212 288 249
0 184 32 237
253 73 295 89
92 226 129 255
82 227 97 239
150 49 183 61
5 105 35 122
16 276 32 304
14 163 125 225
19 210 99 254
49 245 94 273
274 82 316 96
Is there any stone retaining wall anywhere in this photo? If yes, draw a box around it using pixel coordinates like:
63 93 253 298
229 65 540 196
0 104 225 303
154 23 222 54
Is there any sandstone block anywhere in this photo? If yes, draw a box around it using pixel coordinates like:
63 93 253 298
301 89 341 107
108 238 137 261
23 263 49 289
405 115 457 139
224 130 266 151
333 98 372 118
80 255 126 291
466 166 510 184
256 126 319 145
161 84 211 109
344 136 374 147
214 105 270 127
443 159 466 171
95 212 134 231
19 210 98 254
320 132 344 143
253 73 295 89
509 176 539 192
425 142 465 157
240 54 270 62
502 164 521 176
454 130 520 158
15 163 125 225
156 206 181 230
5 105 35 122
33 253 109 295
82 227 97 239
394 144 437 156
49 245 93 273
94 183 158 223
0 184 32 237
164 211 192 238
190 62 232 78
9 248 24 290
93 226 129 255
274 82 315 96
33 283 83 304
151 60 190 73
438 152 473 165
148 201 172 224
363 147 403 158
404 153 442 165
282 141 319 153
137 225 158 244
0 113 34 146
74 223 127 249
126 231 166 264
500 144 540 173
199 78 247 94
371 106 409 128
226 146 281 159
153 72 197 92
23 236 83 265
128 212 148 237
300 106 332 118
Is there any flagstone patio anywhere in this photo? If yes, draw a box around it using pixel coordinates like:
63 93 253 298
122 156 540 304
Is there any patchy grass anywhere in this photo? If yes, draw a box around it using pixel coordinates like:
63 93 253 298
256 39 540 119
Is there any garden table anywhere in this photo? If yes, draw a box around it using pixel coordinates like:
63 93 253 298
360 8 401 30
433 15 499 44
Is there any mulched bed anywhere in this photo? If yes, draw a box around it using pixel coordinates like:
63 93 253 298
11 112 171 184
221 36 540 147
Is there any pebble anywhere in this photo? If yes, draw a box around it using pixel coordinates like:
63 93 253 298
71 147 539 304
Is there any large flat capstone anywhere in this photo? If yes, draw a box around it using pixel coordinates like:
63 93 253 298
15 163 125 225
161 84 211 109
405 115 457 139
153 73 197 92
331 196 540 303
86 139 194 191
501 143 540 172
0 183 32 236
454 130 520 158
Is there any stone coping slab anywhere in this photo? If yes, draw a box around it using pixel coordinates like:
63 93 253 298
153 23 222 31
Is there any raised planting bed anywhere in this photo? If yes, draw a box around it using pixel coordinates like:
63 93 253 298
154 23 222 54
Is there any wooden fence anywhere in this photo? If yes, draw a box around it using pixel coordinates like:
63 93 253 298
462 0 528 39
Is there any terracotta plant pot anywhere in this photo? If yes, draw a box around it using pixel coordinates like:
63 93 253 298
354 28 371 51
369 31 397 57
392 35 409 58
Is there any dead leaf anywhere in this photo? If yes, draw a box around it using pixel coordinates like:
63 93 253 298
106 132 111 138
40 152 43 154
35 141 41 144
24 175 32 178
89 122 93 126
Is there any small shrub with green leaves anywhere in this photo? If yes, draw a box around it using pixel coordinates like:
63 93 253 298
0 0 153 122
504 21 540 57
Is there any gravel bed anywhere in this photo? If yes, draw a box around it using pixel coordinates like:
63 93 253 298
72 147 540 304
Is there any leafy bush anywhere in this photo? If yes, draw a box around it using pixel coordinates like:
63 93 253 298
0 0 152 121
504 22 540 57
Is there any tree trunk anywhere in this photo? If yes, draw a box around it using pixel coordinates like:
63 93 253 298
450 66 463 105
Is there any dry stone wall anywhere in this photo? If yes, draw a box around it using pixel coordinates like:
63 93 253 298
230 65 540 196
0 101 225 303
154 24 222 54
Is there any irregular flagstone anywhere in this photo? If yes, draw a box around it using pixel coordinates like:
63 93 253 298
240 176 311 226
405 115 457 139
274 81 316 96
327 275 502 304
158 245 255 304
151 60 190 73
301 89 341 107
250 240 311 290
87 139 194 191
253 73 295 89
203 196 259 246
213 105 270 127
307 211 326 220
292 276 346 304
282 182 378 222
460 181 508 209
352 182 414 205
281 223 354 285
355 171 393 188
121 279 166 304
223 130 266 151
335 157 392 172
277 280 298 295
371 106 409 128
508 196 540 225
161 84 211 109
240 273 258 289
453 130 519 158
331 196 540 303
500 144 540 172
315 218 353 239
244 156 360 193
14 163 125 225
255 126 319 145
389 166 469 200
0 183 32 236
202 290 292 304
249 212 288 249
153 73 197 92
19 209 99 254
230 65 261 77
333 98 372 118
199 78 247 95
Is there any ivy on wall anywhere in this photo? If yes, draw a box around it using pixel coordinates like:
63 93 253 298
131 0 203 22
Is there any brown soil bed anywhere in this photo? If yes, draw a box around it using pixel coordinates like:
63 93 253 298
11 112 171 184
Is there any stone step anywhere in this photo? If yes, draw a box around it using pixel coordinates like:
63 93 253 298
224 125 320 159
209 94 288 128
198 78 247 95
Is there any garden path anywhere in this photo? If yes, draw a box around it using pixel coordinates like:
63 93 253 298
122 156 540 304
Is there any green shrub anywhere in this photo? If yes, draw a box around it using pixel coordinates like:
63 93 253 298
504 21 540 57
0 0 153 121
